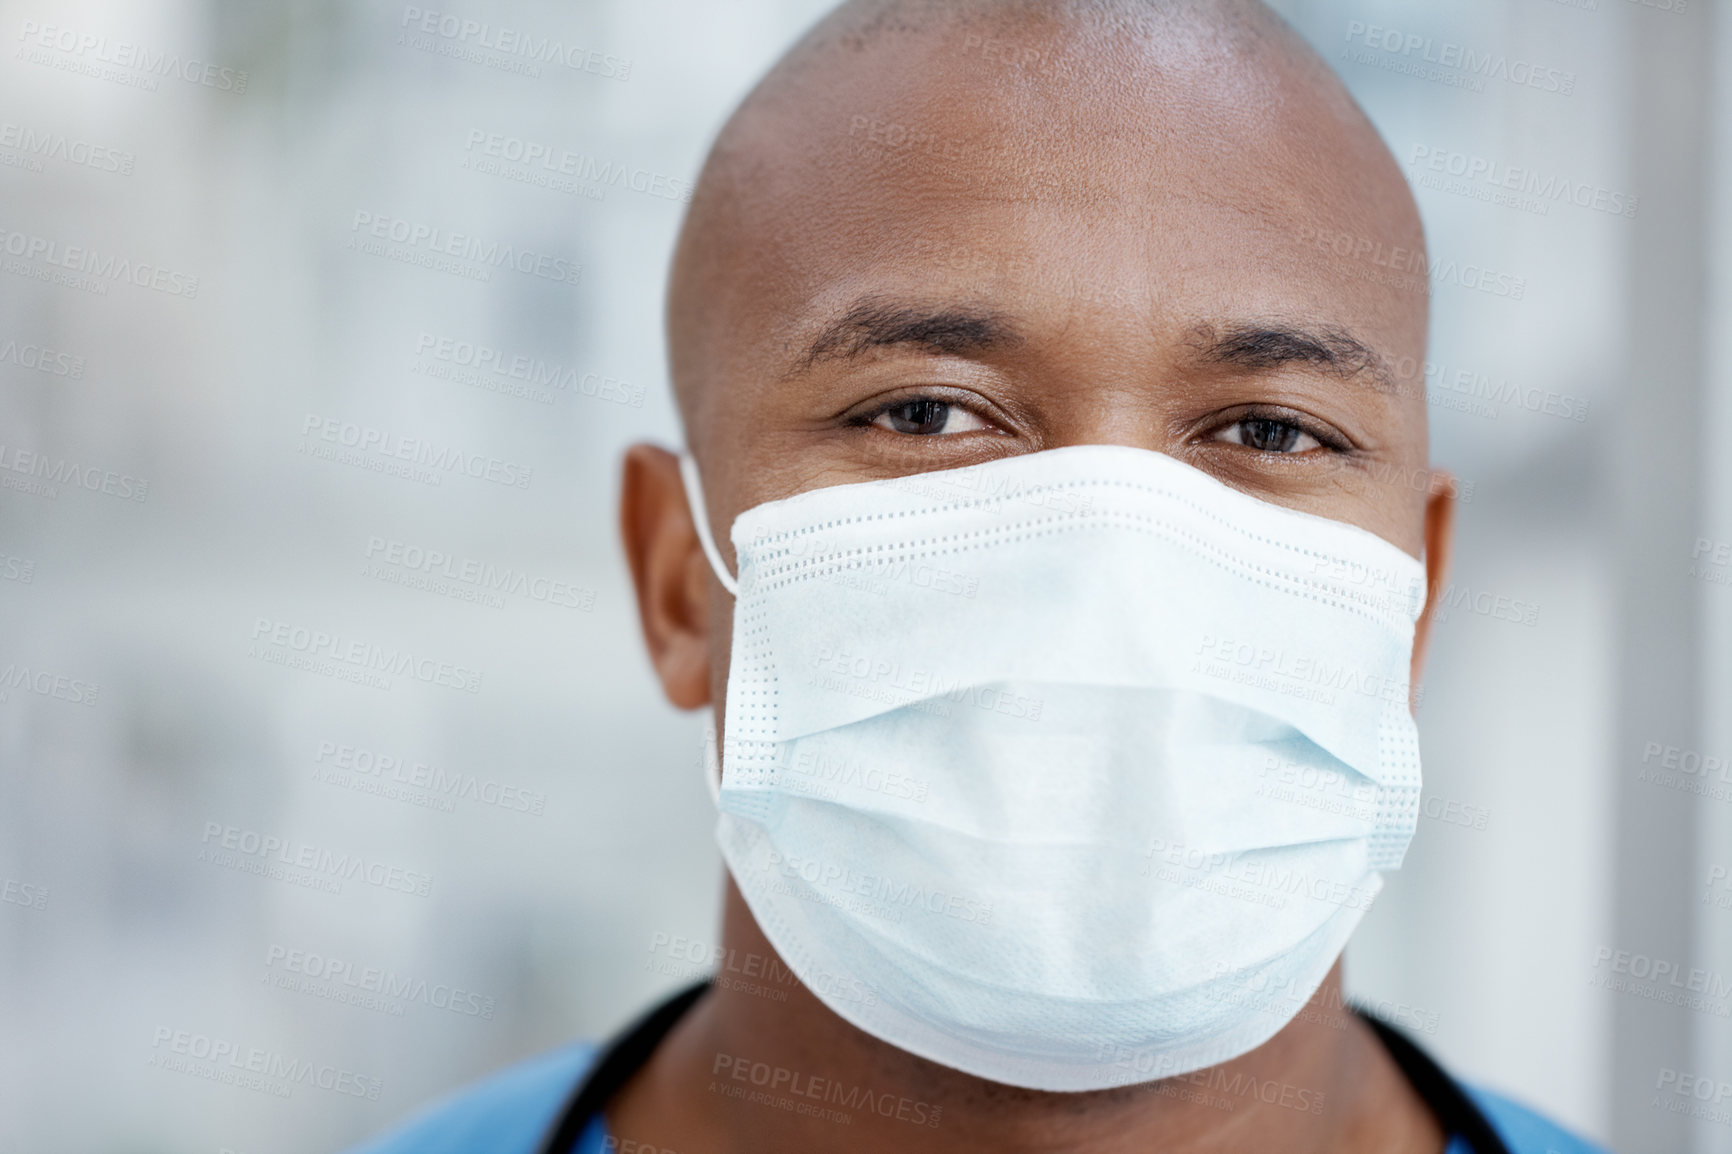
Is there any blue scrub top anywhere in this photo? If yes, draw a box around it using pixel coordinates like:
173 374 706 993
345 1038 1609 1154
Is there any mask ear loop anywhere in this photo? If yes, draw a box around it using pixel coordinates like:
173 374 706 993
681 452 731 805
679 453 738 597
701 712 723 806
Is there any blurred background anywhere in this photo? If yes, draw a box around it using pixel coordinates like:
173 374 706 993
0 0 1728 1151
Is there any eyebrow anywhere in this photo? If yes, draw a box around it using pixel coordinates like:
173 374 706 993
792 301 1397 394
1190 321 1397 393
795 299 1023 370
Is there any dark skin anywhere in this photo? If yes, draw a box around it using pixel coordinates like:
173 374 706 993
614 4 1456 1151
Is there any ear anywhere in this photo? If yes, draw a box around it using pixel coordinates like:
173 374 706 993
620 443 713 709
1409 471 1458 711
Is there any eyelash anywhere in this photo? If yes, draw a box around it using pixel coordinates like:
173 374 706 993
848 390 1000 434
1212 407 1354 454
852 392 1352 458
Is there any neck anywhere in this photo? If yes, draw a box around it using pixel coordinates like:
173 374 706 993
607 882 1445 1154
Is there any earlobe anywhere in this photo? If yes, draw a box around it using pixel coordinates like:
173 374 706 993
1409 471 1458 711
619 444 714 709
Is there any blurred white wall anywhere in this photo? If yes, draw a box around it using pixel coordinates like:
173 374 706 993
0 1 1723 1151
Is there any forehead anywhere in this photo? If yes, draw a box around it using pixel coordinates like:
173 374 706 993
700 16 1424 370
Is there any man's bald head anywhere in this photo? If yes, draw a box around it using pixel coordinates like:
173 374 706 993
667 0 1427 456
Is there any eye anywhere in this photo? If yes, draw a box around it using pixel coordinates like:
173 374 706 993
1212 416 1325 454
870 398 990 436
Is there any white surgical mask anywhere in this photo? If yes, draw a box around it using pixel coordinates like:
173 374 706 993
682 444 1426 1092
